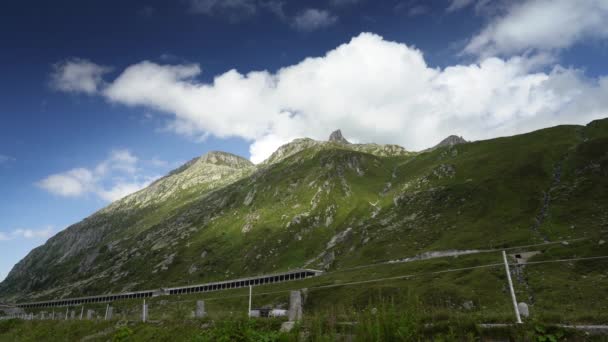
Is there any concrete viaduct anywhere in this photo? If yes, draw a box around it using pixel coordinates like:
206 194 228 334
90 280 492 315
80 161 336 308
15 269 322 309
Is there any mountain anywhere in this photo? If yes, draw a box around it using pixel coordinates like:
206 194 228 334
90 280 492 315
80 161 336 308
1 120 607 303
433 135 467 149
328 129 350 144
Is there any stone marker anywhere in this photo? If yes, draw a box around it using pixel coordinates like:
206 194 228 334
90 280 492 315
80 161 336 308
518 302 529 318
288 290 303 321
195 300 206 318
86 309 95 320
70 310 75 319
106 306 113 320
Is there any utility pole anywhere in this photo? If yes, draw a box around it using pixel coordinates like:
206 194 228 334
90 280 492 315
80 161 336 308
502 251 522 324
248 285 252 318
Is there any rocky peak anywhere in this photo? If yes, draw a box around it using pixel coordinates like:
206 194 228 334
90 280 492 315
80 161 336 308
329 129 350 144
433 135 467 149
198 151 253 169
262 138 321 165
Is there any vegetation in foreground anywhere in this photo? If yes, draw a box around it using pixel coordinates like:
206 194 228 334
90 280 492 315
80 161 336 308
0 303 603 342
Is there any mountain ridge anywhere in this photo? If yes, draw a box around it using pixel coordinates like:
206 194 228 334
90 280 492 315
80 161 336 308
1 119 607 303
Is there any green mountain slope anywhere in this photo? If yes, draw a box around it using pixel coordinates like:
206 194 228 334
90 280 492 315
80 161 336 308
0 119 607 304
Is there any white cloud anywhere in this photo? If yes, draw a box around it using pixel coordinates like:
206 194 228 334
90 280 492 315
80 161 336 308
464 0 608 57
12 227 55 239
97 178 156 202
292 9 338 31
50 58 112 94
95 149 139 175
61 33 608 164
37 168 95 197
37 150 158 202
0 226 55 242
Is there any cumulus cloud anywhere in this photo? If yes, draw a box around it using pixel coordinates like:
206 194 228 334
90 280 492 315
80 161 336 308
37 150 162 202
37 168 95 197
0 226 55 242
464 0 608 57
292 9 338 31
59 33 608 163
50 58 111 94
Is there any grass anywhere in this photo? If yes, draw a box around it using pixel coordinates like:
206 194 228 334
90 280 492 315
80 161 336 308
1 303 603 341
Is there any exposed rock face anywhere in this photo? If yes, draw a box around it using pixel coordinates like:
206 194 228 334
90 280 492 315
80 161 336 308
262 133 408 165
432 135 467 149
328 129 350 144
262 138 322 165
198 151 254 169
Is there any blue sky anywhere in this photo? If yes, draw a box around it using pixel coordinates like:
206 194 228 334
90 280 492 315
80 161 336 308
1 0 608 282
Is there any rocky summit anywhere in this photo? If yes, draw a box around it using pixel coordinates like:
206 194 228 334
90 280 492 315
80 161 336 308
1 119 607 307
328 129 351 144
434 135 467 148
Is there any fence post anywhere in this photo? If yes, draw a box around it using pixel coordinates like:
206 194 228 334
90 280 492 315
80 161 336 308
503 251 522 324
142 299 148 323
248 285 253 318
65 307 69 320
80 306 84 320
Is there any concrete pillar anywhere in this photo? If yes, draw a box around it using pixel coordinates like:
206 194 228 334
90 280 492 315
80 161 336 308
288 290 303 322
195 301 206 318
142 300 148 322
518 302 530 318
86 309 94 320
105 305 113 320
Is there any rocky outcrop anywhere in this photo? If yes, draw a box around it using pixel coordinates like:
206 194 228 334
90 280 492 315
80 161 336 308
328 129 350 144
429 135 467 150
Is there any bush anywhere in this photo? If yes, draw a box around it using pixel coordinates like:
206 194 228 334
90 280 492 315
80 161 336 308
113 326 134 342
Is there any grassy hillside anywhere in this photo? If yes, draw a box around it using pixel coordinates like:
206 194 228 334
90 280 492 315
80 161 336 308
0 118 606 320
